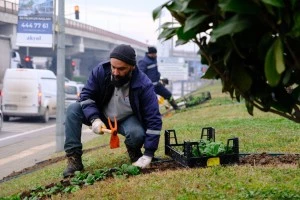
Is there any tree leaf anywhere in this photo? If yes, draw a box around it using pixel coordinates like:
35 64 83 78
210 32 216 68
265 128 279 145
274 38 285 74
262 0 285 8
231 65 252 93
158 28 177 41
177 26 197 41
211 15 251 42
184 13 208 33
282 69 292 85
264 38 284 87
201 67 218 79
219 0 260 14
176 39 189 46
245 99 254 115
158 22 178 29
152 1 171 20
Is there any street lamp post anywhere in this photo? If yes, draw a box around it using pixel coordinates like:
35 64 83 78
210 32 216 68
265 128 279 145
56 0 65 152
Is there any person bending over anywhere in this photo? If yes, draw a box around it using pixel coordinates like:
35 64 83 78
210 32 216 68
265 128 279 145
138 46 179 110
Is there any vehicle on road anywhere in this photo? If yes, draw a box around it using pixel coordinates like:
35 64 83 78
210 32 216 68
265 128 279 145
65 81 84 109
2 68 57 123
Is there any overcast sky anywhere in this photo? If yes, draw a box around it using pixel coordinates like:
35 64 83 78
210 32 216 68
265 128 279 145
65 0 168 45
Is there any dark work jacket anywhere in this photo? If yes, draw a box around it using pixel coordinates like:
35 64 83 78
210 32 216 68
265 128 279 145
138 54 161 83
79 61 162 156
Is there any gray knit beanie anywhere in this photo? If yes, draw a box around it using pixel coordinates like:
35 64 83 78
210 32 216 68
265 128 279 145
110 44 136 66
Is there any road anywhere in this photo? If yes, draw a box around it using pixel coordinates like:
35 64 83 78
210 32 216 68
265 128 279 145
0 117 97 180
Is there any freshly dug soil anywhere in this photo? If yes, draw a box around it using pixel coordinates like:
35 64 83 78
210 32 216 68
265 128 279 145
239 152 300 166
1 151 299 183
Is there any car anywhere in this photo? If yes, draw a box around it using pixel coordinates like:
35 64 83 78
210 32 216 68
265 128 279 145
65 82 84 109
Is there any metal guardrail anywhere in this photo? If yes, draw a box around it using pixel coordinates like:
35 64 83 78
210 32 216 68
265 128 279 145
167 79 209 99
0 0 147 48
0 0 18 14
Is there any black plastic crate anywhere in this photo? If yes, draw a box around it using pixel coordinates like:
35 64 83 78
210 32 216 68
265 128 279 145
165 127 239 167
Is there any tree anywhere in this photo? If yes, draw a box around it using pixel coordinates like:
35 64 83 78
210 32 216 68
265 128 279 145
153 0 300 122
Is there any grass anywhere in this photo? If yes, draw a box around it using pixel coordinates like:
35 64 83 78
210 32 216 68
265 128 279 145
1 81 300 199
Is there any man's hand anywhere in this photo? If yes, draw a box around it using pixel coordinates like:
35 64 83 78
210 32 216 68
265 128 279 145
92 119 105 135
132 155 152 168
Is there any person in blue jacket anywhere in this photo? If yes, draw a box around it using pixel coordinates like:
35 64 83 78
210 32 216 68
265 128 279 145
63 44 162 178
138 46 179 110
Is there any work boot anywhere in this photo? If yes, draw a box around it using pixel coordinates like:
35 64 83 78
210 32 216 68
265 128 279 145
63 154 84 178
126 145 143 162
169 99 180 110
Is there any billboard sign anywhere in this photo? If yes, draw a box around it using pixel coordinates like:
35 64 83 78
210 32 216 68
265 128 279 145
16 0 54 48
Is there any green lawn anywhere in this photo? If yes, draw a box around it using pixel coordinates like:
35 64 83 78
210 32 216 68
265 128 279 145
1 81 299 200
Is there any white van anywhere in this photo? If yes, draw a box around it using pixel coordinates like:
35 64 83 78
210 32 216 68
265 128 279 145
2 68 57 123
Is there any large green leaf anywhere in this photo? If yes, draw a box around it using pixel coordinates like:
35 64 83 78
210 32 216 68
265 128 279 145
176 39 189 46
176 26 197 41
159 22 178 29
262 0 284 8
264 38 285 87
219 0 260 14
201 67 218 79
184 0 211 13
167 0 184 11
231 64 252 93
184 13 208 33
152 1 171 20
158 28 177 41
210 15 251 42
274 39 285 74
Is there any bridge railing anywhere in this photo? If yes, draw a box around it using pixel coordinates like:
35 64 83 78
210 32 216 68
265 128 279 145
65 18 148 48
0 0 18 14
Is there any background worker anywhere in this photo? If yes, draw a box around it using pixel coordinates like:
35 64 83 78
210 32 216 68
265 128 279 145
63 44 162 178
138 46 179 110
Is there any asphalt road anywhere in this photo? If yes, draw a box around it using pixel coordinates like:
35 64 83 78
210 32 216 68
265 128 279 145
0 117 97 180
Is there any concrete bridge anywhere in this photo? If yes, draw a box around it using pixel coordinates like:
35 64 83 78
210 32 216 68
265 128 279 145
0 0 200 80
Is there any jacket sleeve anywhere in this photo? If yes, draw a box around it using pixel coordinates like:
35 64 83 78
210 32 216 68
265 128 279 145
137 59 147 74
79 64 105 123
139 81 162 157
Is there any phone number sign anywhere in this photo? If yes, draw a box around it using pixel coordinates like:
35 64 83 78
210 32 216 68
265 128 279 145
17 19 52 34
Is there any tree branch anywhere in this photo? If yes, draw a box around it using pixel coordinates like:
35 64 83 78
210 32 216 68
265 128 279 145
252 101 300 123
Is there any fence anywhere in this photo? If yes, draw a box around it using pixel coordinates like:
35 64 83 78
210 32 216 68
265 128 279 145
166 79 210 99
0 0 18 14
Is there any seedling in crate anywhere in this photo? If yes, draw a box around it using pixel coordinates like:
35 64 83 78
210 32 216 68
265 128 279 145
192 140 232 157
165 127 239 167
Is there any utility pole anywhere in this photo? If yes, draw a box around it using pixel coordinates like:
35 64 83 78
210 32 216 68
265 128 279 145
56 0 65 152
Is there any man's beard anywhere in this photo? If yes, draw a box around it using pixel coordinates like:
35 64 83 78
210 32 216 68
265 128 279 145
111 71 132 88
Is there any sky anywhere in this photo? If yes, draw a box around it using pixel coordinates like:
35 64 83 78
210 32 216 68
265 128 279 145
65 0 168 45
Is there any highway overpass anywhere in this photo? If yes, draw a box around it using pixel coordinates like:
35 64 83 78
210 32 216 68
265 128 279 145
0 0 200 81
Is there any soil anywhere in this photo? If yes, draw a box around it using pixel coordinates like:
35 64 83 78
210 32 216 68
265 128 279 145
1 149 299 183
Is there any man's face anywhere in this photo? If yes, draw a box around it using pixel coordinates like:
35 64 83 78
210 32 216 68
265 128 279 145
110 58 135 87
148 53 157 59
